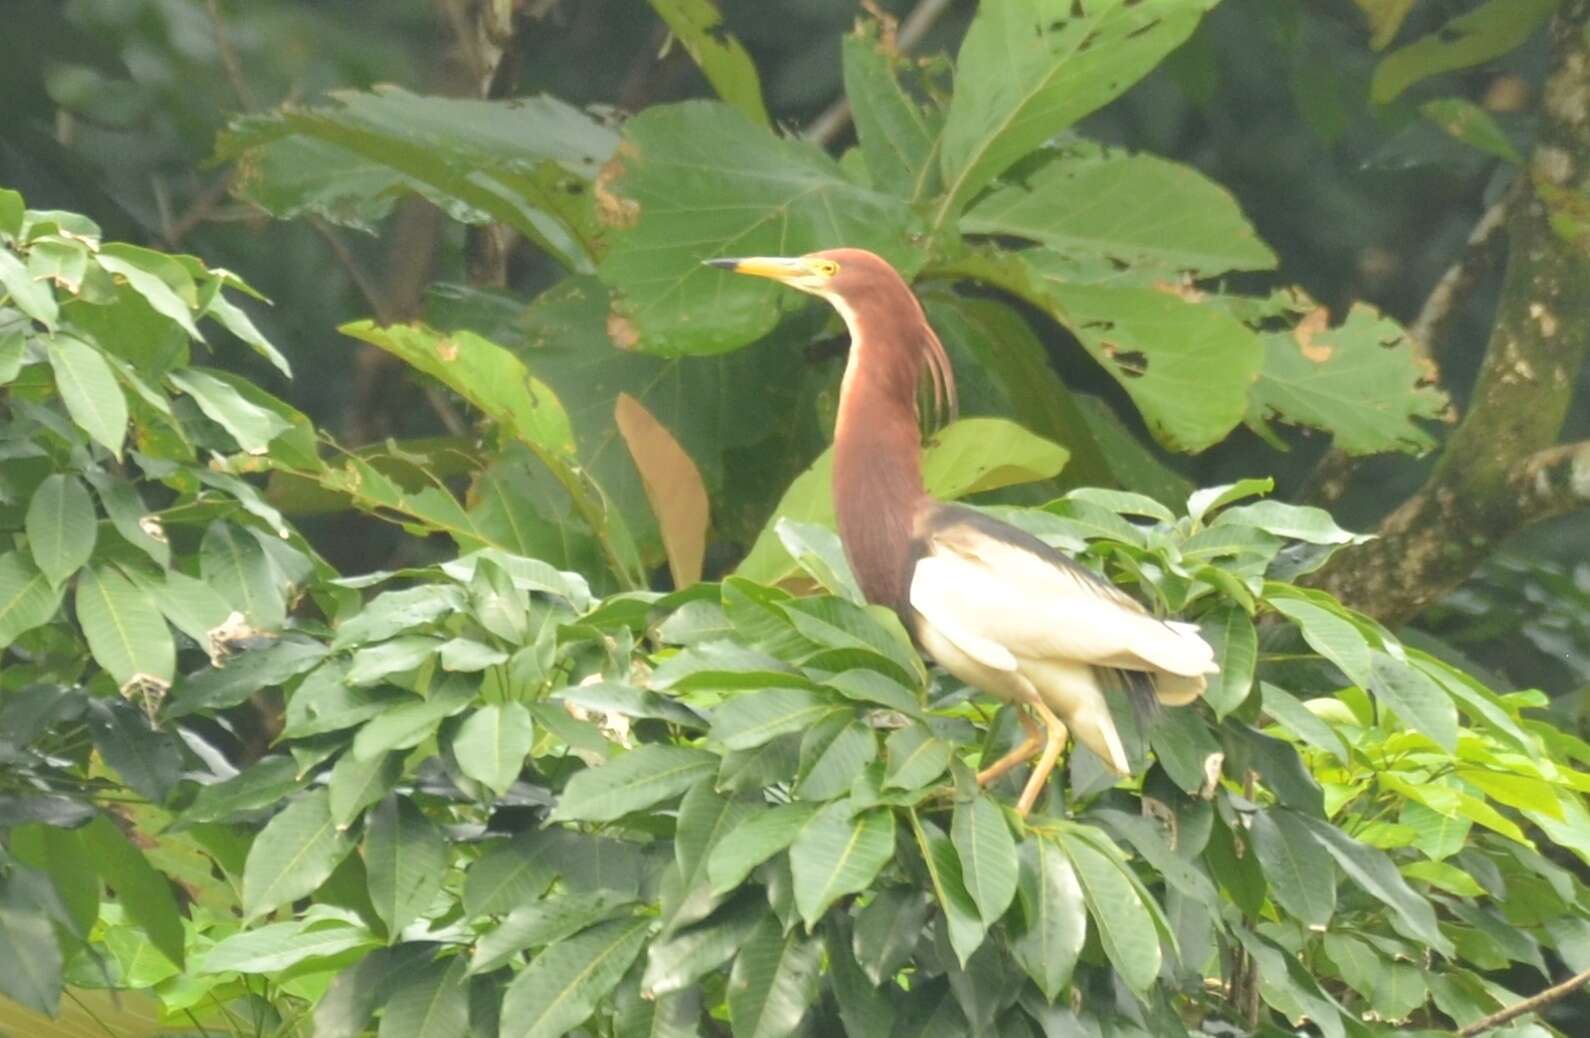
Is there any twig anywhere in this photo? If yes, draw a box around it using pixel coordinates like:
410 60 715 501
204 0 256 112
807 0 960 147
1457 965 1590 1036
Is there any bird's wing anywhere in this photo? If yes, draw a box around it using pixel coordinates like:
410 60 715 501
909 519 1217 678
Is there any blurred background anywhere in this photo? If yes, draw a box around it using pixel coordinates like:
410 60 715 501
1 0 1583 709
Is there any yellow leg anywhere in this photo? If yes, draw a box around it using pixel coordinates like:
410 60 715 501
1015 700 1069 817
976 707 1043 786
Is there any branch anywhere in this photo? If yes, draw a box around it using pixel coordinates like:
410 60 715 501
807 0 959 148
1457 965 1590 1036
1309 2 1590 625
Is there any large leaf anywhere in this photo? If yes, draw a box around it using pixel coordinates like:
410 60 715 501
615 392 708 588
1293 811 1453 955
726 913 822 1038
963 147 1275 277
329 749 403 828
75 565 174 690
1371 0 1559 103
788 803 895 928
1010 837 1086 1000
80 816 186 970
707 803 819 895
1248 808 1336 928
737 416 1069 583
46 332 127 456
1251 304 1448 455
451 703 534 796
709 687 836 751
951 794 1019 923
548 745 717 823
168 367 291 454
0 550 63 649
1054 827 1161 995
937 0 1218 218
200 520 286 629
471 891 633 975
461 832 558 919
647 0 768 125
1036 273 1263 452
596 100 918 355
1369 651 1459 752
0 869 62 1014
379 955 469 1038
499 917 651 1038
220 87 617 271
202 920 375 974
841 27 940 201
242 789 356 920
1199 605 1258 717
25 474 96 587
365 795 447 938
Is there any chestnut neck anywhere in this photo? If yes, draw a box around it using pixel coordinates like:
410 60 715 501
829 287 930 613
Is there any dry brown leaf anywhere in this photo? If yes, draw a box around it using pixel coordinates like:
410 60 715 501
1293 307 1333 363
614 392 709 588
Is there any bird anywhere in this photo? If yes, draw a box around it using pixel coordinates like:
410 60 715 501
707 248 1219 815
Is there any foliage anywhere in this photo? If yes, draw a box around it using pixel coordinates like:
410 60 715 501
3 0 1589 1036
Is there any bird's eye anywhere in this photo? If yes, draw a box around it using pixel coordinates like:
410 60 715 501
815 260 839 277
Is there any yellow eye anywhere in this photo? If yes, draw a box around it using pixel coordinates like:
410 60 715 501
815 260 839 277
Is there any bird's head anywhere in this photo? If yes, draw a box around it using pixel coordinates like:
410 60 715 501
703 247 901 303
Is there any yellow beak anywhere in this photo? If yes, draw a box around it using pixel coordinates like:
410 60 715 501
703 256 814 281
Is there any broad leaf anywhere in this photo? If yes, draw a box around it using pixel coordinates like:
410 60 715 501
499 917 651 1038
0 868 62 1014
615 391 708 588
841 27 940 201
25 474 96 587
647 0 768 125
884 724 953 791
726 913 822 1038
379 955 469 1038
471 891 632 975
643 891 767 998
366 795 447 937
0 550 63 649
461 832 558 919
788 803 895 928
1054 827 1160 995
951 794 1019 923
1248 808 1336 927
1293 810 1453 955
76 564 174 690
80 815 186 969
1251 304 1447 455
707 803 819 895
1010 837 1086 1000
242 789 356 920
329 749 403 828
1370 651 1459 752
1371 0 1558 103
709 688 836 751
451 703 534 796
548 745 717 823
1269 596 1374 688
168 367 291 454
597 101 918 355
202 920 374 974
1199 605 1257 717
46 332 127 456
938 0 1218 217
852 887 929 986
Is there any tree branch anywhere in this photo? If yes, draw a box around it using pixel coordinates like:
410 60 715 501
1510 439 1590 523
1456 965 1590 1036
1310 1 1590 625
807 0 959 148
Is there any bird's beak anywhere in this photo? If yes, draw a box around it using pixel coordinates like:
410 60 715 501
703 256 813 282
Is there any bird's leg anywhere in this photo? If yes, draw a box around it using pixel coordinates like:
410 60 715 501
976 707 1043 786
1015 700 1069 817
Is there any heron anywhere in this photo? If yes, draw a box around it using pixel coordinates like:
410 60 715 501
708 248 1218 815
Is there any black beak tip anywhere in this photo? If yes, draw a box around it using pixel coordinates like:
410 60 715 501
703 258 740 270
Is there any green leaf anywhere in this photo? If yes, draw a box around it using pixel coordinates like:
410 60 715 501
332 585 466 649
643 891 765 998
0 188 22 235
461 832 558 918
242 789 356 920
963 147 1275 277
842 27 940 201
499 917 651 1038
25 473 96 587
82 469 168 567
167 367 291 454
1215 500 1368 546
852 887 929 986
884 724 953 791
185 754 306 823
80 815 185 969
1371 0 1558 103
1248 808 1336 927
648 0 768 125
707 803 819 895
738 416 1069 583
46 332 127 455
437 637 508 672
87 699 181 803
1421 97 1522 163
1269 597 1373 688
202 920 375 974
203 286 293 376
0 550 62 651
169 636 327 716
1260 682 1350 764
0 247 58 329
329 750 403 828
1054 827 1160 995
788 803 895 928
340 323 574 457
471 891 632 975
548 745 717 823
726 913 822 1038
1252 304 1448 455
379 955 470 1038
75 564 174 689
1010 837 1086 1001
1187 478 1275 523
1038 275 1263 452
451 703 534 795
1370 651 1459 752
951 794 1019 923
366 796 447 939
938 0 1218 217
1292 811 1453 955
0 868 63 1014
910 815 985 966
219 86 617 272
200 520 285 629
350 679 475 761
794 718 876 801
1200 604 1258 717
710 688 836 751
597 101 918 355
668 781 760 931
95 244 202 340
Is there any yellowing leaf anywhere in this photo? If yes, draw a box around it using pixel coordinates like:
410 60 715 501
615 393 708 588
